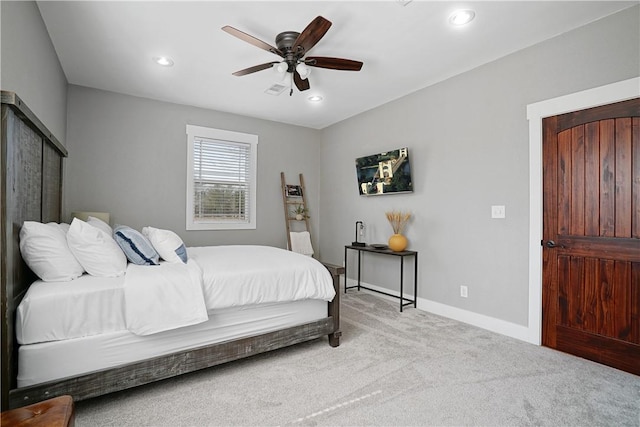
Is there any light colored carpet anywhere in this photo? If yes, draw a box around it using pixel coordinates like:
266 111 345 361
75 290 640 426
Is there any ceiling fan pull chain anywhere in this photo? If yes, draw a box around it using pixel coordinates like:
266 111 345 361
290 73 294 96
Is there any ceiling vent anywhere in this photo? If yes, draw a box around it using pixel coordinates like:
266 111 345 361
265 83 288 96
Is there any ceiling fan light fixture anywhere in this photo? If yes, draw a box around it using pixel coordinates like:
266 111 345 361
275 62 288 74
448 9 475 26
153 56 174 67
296 63 311 80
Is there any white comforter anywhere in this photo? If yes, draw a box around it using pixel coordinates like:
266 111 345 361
16 245 335 343
124 259 208 335
188 245 335 309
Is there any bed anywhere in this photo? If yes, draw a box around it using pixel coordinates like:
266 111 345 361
1 91 342 409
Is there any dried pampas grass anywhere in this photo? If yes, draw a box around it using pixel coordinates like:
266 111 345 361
385 210 411 234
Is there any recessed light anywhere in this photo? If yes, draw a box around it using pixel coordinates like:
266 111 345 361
449 9 475 26
308 95 323 102
153 56 174 67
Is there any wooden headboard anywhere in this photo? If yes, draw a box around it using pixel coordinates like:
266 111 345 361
1 91 68 409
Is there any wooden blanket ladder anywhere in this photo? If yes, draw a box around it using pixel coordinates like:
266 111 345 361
281 172 313 254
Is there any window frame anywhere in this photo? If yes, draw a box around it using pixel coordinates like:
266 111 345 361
186 124 258 230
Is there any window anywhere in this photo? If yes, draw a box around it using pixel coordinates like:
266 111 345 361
186 125 258 230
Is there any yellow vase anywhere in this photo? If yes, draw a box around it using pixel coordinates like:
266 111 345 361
388 234 408 252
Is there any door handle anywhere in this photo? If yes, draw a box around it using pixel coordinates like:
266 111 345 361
544 240 561 248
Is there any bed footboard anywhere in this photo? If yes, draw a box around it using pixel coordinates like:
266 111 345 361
322 262 344 347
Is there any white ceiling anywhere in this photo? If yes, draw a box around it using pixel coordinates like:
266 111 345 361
37 1 636 129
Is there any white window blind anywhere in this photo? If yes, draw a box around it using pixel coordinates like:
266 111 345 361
186 125 257 230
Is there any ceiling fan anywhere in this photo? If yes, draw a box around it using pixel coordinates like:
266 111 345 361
222 16 363 95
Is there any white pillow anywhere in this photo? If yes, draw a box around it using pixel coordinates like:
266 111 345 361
142 226 188 263
67 218 127 277
87 215 112 236
19 221 84 282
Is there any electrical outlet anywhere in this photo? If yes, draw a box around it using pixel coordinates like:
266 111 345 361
491 205 506 219
460 285 468 298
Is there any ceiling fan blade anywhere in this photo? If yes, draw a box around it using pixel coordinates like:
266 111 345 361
232 62 280 76
294 71 310 91
306 57 363 71
222 26 283 57
293 16 332 55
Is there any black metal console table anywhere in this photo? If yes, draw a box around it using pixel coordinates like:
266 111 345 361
344 245 418 312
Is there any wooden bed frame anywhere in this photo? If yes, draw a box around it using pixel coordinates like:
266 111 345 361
0 91 342 410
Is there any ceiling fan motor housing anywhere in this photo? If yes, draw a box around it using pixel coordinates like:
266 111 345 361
276 31 303 72
275 31 300 50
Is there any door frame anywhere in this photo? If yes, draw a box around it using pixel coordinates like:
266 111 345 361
526 77 639 345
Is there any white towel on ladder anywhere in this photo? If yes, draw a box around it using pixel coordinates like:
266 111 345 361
290 231 314 256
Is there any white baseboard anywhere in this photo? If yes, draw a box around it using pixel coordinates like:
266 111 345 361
417 297 534 344
345 278 535 344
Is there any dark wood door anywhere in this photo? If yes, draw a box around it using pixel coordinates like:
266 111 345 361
542 98 640 375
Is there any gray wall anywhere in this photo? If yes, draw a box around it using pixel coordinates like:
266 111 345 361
318 6 640 326
64 85 323 251
0 1 67 142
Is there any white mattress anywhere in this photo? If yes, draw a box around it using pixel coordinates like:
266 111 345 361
17 299 327 387
17 245 335 345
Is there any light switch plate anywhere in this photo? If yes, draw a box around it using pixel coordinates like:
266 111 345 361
491 205 506 219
